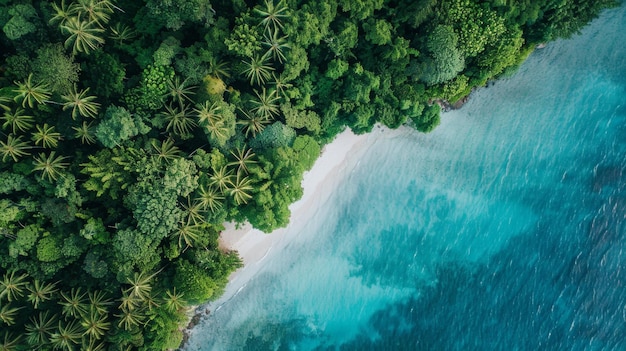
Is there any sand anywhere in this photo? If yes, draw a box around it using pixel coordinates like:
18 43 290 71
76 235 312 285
213 126 392 306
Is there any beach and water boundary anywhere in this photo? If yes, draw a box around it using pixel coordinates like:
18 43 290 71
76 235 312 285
183 5 626 350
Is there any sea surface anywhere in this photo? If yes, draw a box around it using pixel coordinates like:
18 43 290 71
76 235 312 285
184 6 626 351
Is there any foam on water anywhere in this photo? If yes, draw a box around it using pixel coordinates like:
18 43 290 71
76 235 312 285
184 5 626 351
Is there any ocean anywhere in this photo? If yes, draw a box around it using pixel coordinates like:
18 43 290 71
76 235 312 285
184 5 626 350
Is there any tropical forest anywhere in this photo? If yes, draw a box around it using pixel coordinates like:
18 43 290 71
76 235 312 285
0 0 617 350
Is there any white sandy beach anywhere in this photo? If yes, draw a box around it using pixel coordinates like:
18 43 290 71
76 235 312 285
212 125 396 307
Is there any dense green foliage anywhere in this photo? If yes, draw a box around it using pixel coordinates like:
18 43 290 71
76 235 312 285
0 0 616 349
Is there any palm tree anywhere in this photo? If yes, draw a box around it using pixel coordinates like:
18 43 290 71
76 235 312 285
262 28 290 63
124 271 156 302
142 291 160 312
173 221 203 250
117 290 140 312
195 101 232 145
241 54 274 86
228 174 254 205
81 337 106 351
181 197 205 225
109 22 136 44
50 320 84 351
81 310 110 340
194 101 221 126
254 0 289 31
208 166 233 192
164 76 196 107
32 123 62 149
61 86 100 119
26 279 58 309
0 96 11 111
13 74 51 108
162 288 186 313
195 185 224 213
160 103 197 138
49 0 77 26
270 73 293 98
73 0 114 26
207 56 231 80
237 109 269 138
115 308 145 331
2 108 34 133
0 270 28 302
151 138 181 164
72 121 96 144
250 88 280 119
61 16 105 54
0 134 31 162
25 311 58 346
0 303 23 326
59 288 88 319
0 332 21 351
33 152 69 182
228 146 257 175
87 290 112 316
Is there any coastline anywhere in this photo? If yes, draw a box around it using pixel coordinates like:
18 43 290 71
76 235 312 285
179 125 399 348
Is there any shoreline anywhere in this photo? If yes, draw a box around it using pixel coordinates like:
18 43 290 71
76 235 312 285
179 125 399 349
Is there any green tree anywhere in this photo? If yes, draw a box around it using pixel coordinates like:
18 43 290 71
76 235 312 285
194 185 224 213
95 105 140 148
241 55 274 86
144 0 214 31
420 25 465 85
262 28 290 63
237 109 270 138
228 147 257 175
3 4 38 40
0 332 21 351
0 303 23 326
60 16 106 54
25 311 58 346
50 319 84 351
162 288 186 313
1 108 34 134
159 103 197 138
72 121 97 145
150 138 181 164
254 0 289 31
61 86 101 119
59 288 88 319
362 18 393 45
32 152 69 181
227 174 254 205
250 88 280 119
0 134 32 162
13 74 51 109
26 279 58 309
32 43 80 94
0 270 28 302
164 76 196 107
32 124 62 149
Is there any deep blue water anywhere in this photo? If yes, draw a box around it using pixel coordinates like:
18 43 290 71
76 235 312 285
185 6 626 351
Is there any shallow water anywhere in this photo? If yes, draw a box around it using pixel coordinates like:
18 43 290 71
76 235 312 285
184 6 626 351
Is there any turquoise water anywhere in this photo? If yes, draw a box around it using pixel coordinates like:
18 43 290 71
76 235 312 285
184 6 626 351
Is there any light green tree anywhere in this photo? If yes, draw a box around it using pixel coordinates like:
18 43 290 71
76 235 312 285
0 270 28 302
0 134 31 162
13 74 51 108
61 86 101 119
32 124 62 149
32 152 69 181
60 16 106 54
1 108 34 134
